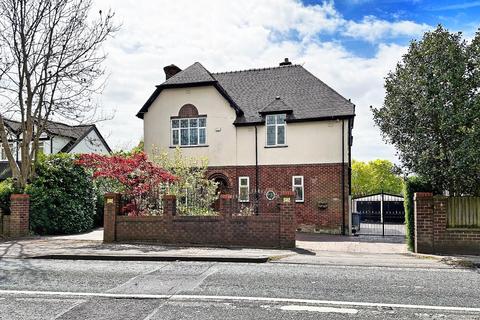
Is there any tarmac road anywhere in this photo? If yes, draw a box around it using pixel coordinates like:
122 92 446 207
0 258 479 319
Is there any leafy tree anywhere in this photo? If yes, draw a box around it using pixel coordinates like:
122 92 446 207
0 0 118 188
372 25 480 195
76 152 175 215
352 159 403 196
153 148 219 216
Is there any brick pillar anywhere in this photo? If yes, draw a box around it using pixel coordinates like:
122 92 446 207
219 194 232 218
433 196 448 244
163 195 176 217
104 193 120 243
279 191 296 248
414 192 434 253
9 194 30 238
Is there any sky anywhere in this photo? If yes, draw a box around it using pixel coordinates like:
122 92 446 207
91 0 480 162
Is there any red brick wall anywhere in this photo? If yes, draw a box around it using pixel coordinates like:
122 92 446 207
9 194 29 238
414 193 480 255
206 163 349 234
104 193 296 249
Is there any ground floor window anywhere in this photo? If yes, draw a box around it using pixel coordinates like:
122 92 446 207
238 177 250 202
292 176 304 202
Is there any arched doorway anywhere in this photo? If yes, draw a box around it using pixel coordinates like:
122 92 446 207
209 173 231 211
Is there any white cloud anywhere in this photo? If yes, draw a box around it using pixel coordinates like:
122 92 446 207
90 0 424 162
344 16 431 42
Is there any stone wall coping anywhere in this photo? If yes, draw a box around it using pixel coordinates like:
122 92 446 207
10 194 30 200
414 192 433 200
163 194 176 200
220 194 233 200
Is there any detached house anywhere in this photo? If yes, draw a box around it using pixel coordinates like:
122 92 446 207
137 59 355 234
0 119 111 179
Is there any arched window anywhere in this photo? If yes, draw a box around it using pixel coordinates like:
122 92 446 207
171 104 207 146
178 104 199 118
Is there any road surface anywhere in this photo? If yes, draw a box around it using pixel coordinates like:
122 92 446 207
0 258 479 319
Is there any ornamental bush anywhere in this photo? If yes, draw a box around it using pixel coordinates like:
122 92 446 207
27 154 96 235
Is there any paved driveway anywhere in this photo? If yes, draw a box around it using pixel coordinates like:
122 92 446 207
296 232 407 254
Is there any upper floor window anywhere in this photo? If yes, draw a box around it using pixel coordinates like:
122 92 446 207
171 117 207 146
171 104 207 147
266 114 286 146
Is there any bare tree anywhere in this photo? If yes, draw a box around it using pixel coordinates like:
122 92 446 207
0 0 118 188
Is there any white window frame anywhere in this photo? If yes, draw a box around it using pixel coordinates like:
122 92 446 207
0 143 14 161
171 117 207 147
292 175 304 203
265 114 287 147
238 176 250 202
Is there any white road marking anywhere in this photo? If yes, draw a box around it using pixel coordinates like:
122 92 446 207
281 305 358 314
0 290 479 313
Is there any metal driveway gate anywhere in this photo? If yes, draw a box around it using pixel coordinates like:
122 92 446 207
352 192 405 236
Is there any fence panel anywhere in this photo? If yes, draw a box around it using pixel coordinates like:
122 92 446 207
447 197 480 228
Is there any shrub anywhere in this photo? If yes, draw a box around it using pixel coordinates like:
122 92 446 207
403 176 432 251
0 179 17 214
27 154 96 235
76 152 175 215
153 148 219 216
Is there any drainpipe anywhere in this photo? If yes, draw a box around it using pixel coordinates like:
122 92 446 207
255 125 259 214
341 119 345 235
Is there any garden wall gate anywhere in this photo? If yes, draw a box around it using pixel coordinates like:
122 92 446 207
352 192 405 236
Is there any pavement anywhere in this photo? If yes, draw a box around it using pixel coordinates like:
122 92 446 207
1 229 478 269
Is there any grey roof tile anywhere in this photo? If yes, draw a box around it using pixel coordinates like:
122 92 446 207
138 62 355 123
162 62 215 86
213 65 355 123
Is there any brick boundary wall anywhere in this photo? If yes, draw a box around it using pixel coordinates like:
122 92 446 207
103 191 296 249
1 194 30 238
414 192 480 255
206 163 349 234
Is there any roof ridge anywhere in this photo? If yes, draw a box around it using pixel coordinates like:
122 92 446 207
212 64 301 75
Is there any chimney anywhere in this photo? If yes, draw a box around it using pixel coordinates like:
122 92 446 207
279 58 292 66
164 64 182 80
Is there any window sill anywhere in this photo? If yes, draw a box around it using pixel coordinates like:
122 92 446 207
169 145 209 149
238 200 250 203
264 145 288 148
295 200 305 203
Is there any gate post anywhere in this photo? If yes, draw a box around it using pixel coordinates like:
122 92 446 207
279 191 296 248
104 193 120 243
10 194 30 238
414 192 434 253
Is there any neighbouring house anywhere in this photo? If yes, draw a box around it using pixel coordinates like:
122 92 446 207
137 59 355 234
0 118 111 179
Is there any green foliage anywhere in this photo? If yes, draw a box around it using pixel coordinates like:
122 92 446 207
26 154 96 235
403 175 432 251
153 148 218 215
352 159 403 196
372 25 480 195
0 179 17 214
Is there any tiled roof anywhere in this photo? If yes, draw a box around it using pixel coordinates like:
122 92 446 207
162 62 216 86
4 119 93 140
137 62 355 123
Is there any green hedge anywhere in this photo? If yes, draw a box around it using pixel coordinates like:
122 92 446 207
403 176 432 251
0 179 16 214
27 154 96 235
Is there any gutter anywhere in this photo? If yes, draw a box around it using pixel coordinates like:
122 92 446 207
341 119 345 235
255 125 259 214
